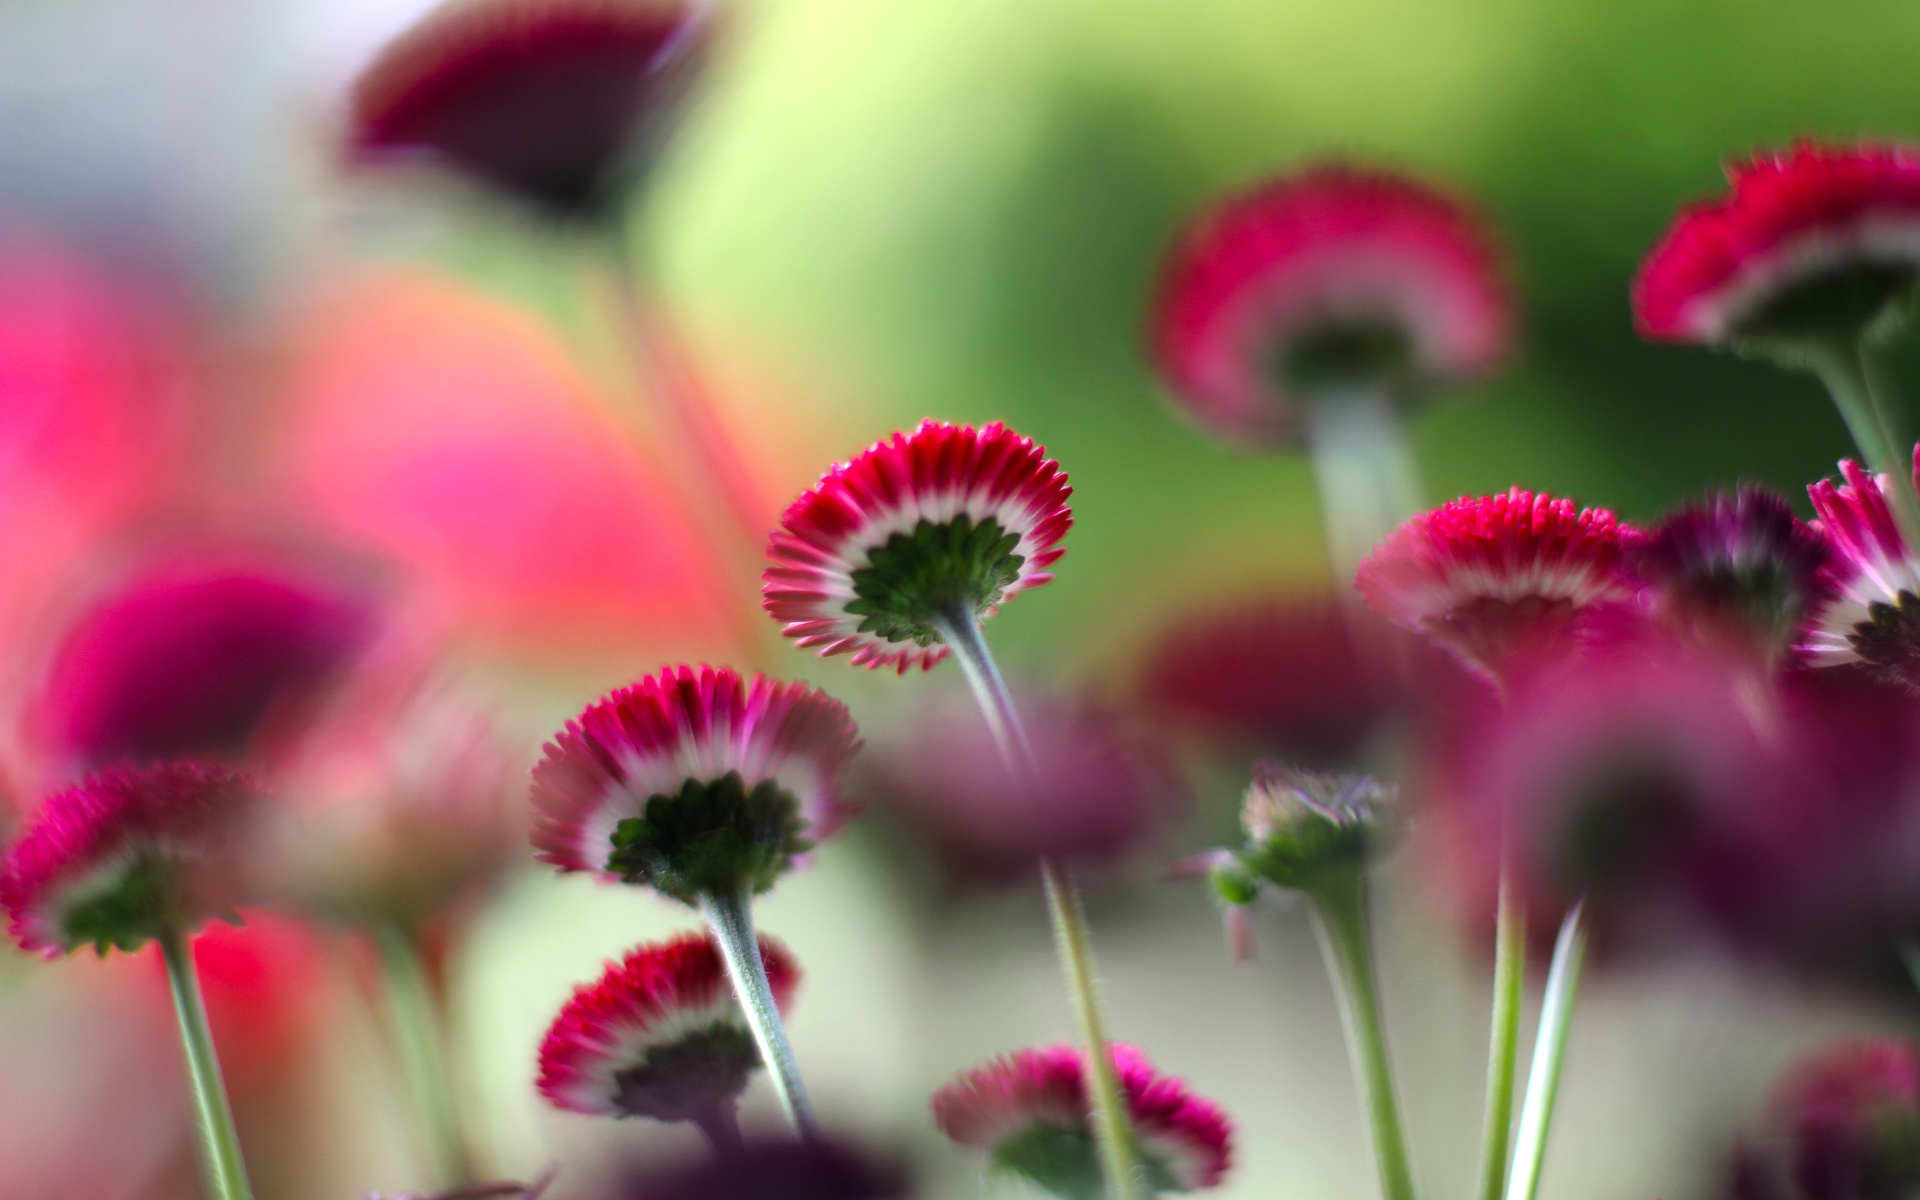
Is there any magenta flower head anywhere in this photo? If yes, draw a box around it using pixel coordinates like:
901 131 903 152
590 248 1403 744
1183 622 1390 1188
1355 488 1642 680
1150 164 1512 447
1727 1039 1920 1200
538 931 798 1128
30 550 381 777
348 0 711 220
1805 454 1920 689
1636 142 1920 353
764 420 1072 674
859 693 1186 886
934 1044 1231 1199
530 665 860 903
0 760 258 957
1631 486 1836 660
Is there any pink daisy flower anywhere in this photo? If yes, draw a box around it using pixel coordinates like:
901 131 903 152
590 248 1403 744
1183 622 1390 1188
1354 488 1641 678
1727 1038 1920 1200
933 1044 1233 1197
348 0 710 219
1149 164 1512 447
1805 454 1920 686
538 931 798 1128
0 760 258 957
529 665 860 902
1635 142 1920 347
763 420 1072 674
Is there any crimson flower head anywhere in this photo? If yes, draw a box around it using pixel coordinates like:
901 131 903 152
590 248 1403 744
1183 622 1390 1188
1805 453 1920 689
1355 488 1642 679
1150 164 1512 447
764 420 1072 674
934 1044 1232 1199
530 665 861 903
348 0 711 220
538 931 797 1125
0 760 258 957
1635 142 1920 352
1727 1039 1920 1200
1631 486 1836 660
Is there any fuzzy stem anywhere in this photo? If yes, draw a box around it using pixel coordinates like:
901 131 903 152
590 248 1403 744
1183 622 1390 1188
930 599 1141 1200
1301 388 1424 586
374 923 475 1188
1808 339 1920 549
1309 871 1417 1200
693 1101 746 1156
159 928 253 1200
1476 874 1526 1200
1504 902 1588 1200
699 886 817 1137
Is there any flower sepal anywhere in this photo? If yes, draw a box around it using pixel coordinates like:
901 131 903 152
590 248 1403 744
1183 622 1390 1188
605 770 811 904
1228 765 1392 900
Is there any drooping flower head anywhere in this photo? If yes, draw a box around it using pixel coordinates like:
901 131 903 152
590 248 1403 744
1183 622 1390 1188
348 0 711 220
858 692 1186 887
0 760 258 957
538 932 797 1124
530 665 860 902
1724 1039 1920 1200
1150 164 1512 447
1804 454 1920 689
934 1044 1232 1199
1635 142 1920 352
1631 486 1836 660
764 421 1072 674
1355 488 1642 679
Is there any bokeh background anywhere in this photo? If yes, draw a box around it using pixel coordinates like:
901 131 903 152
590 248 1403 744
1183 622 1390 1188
6 0 1920 1196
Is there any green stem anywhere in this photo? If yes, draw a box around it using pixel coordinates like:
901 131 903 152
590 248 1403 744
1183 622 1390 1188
1503 902 1588 1200
373 923 475 1188
927 599 1037 772
1808 339 1920 549
1309 871 1416 1200
159 928 253 1200
699 885 817 1137
1301 388 1423 586
1476 875 1526 1200
692 1101 746 1156
1041 858 1145 1200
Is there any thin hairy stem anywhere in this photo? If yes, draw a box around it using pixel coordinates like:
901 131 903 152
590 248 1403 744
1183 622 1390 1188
700 886 817 1136
160 928 254 1200
1504 902 1588 1200
1477 874 1526 1200
927 599 1037 772
374 923 475 1188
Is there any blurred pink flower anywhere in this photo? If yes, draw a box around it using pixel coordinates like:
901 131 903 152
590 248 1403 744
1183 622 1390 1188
1725 1038 1920 1200
1150 164 1511 446
859 693 1185 886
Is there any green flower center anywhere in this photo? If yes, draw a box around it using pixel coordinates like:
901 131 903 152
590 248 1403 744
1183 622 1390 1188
611 1022 761 1122
59 853 183 954
606 770 810 903
1734 263 1920 352
845 515 1026 646
1275 317 1417 396
993 1121 1183 1200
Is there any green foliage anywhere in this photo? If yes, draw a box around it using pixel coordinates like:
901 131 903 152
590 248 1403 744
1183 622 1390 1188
605 771 811 903
845 515 1026 645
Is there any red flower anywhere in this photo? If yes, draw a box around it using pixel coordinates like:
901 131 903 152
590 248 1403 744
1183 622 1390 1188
530 665 860 900
1355 489 1641 679
1150 164 1511 446
537 931 797 1122
1635 142 1920 345
348 0 710 218
933 1044 1233 1195
0 760 259 957
764 420 1072 674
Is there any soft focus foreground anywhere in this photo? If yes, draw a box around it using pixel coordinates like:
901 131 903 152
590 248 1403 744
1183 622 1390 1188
7 1 1920 1199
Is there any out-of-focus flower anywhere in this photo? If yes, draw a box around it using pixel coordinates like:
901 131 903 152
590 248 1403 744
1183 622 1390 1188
764 420 1072 674
933 1044 1233 1198
1631 486 1836 661
26 547 382 780
1635 142 1920 350
859 693 1185 887
1149 164 1511 447
611 1138 911 1200
0 760 258 956
530 665 860 902
183 909 336 1096
1136 592 1410 767
1723 1039 1920 1200
538 932 796 1129
1805 455 1920 688
1355 488 1641 680
253 680 528 928
347 0 711 220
